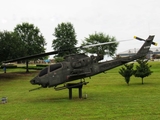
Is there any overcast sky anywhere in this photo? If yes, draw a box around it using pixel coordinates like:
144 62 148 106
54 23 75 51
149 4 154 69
0 0 160 57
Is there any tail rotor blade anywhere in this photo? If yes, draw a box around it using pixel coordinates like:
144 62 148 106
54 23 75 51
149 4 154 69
152 42 158 46
134 36 158 46
134 36 145 41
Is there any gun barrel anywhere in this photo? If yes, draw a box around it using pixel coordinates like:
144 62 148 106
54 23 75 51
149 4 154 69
29 87 42 92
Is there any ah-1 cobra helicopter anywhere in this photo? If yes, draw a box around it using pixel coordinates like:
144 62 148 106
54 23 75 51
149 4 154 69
3 35 157 92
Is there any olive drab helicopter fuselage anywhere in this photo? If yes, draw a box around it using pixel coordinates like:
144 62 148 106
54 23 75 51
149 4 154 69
3 35 157 91
30 53 104 88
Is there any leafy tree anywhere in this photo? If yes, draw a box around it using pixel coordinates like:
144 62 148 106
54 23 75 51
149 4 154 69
81 32 118 56
119 63 135 85
14 22 46 56
0 31 24 63
134 59 153 84
14 22 46 72
52 22 78 57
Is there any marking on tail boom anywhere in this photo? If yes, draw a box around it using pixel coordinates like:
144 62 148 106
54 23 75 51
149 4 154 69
144 46 150 49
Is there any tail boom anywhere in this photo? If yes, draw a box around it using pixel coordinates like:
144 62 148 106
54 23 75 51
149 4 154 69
95 35 156 74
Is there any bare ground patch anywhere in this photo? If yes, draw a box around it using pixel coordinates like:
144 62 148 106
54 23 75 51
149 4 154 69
0 71 39 80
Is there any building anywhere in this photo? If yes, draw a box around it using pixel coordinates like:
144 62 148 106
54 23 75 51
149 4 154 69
118 47 160 59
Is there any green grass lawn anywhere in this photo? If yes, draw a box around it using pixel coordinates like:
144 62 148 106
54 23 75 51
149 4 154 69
0 61 160 120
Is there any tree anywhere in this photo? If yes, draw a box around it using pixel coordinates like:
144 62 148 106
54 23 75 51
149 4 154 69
81 32 118 56
0 31 24 63
14 22 46 72
52 22 78 57
119 63 135 85
134 59 153 84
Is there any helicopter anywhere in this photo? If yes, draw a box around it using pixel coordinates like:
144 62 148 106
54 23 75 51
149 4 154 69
3 35 157 92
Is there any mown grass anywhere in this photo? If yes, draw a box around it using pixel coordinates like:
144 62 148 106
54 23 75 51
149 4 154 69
0 61 160 120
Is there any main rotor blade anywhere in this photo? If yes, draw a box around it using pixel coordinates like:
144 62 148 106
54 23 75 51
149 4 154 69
80 39 133 48
3 50 61 63
4 36 149 63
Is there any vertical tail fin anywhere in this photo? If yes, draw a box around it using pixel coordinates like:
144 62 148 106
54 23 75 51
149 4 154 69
134 35 155 59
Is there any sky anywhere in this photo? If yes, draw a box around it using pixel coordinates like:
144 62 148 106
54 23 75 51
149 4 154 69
0 0 160 58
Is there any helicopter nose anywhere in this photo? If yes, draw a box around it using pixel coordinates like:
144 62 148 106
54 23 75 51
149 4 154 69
30 77 40 85
30 79 36 84
30 77 48 88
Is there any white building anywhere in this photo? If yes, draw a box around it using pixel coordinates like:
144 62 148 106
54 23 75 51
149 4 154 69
118 47 160 59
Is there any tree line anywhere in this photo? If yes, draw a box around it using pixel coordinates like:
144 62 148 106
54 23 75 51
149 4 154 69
0 22 118 65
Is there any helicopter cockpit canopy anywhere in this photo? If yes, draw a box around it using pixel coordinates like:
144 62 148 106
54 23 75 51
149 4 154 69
39 63 62 77
49 63 62 72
